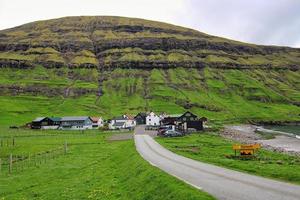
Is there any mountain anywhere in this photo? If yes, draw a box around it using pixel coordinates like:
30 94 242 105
0 16 299 125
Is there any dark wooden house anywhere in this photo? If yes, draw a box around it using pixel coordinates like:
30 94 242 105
177 111 203 132
31 117 61 129
134 112 147 125
160 114 181 126
160 111 205 132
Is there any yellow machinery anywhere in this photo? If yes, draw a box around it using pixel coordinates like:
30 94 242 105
232 144 261 156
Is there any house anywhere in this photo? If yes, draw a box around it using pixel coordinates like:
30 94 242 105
31 117 61 129
109 115 136 130
126 114 136 127
60 116 93 130
134 112 147 125
112 121 126 129
177 111 203 132
31 117 46 129
160 114 181 126
160 111 205 132
90 117 104 129
146 112 160 126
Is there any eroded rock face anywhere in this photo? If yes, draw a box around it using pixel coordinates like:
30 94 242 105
0 85 97 97
0 16 300 70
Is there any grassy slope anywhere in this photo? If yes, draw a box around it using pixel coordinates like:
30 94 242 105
0 128 214 200
0 67 299 125
156 133 300 184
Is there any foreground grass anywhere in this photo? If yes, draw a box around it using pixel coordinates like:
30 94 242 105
156 133 300 184
0 128 214 200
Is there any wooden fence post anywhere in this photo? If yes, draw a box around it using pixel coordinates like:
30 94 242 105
9 154 12 174
21 155 24 171
0 158 2 173
28 153 31 167
64 141 68 154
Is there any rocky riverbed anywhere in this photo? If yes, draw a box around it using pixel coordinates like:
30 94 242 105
222 125 300 156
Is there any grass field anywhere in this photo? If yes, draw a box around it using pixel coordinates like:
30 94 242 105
156 133 300 185
0 127 214 200
0 67 299 126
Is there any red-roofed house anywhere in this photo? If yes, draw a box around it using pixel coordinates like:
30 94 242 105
90 117 104 129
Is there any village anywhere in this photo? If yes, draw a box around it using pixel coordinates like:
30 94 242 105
30 111 207 136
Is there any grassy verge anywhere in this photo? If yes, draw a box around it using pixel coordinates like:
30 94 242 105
0 128 214 200
156 132 300 184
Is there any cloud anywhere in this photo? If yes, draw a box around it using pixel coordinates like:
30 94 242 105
176 0 300 47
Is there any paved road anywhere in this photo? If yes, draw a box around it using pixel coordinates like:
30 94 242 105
134 126 300 200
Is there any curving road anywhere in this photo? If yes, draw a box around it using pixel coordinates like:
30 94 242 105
134 126 300 200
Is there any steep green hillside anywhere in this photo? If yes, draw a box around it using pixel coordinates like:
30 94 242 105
0 16 299 125
0 67 299 125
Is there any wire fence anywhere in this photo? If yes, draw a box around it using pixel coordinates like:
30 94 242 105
0 137 16 147
0 142 68 175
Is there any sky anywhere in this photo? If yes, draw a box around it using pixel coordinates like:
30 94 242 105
0 0 299 47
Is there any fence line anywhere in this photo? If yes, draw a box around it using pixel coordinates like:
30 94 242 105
0 143 68 175
0 137 16 147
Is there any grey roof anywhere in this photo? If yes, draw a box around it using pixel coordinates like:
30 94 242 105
32 117 46 122
49 117 61 122
114 122 125 126
135 112 147 117
114 116 127 120
61 116 90 121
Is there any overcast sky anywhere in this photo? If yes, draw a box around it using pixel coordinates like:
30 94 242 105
0 0 299 47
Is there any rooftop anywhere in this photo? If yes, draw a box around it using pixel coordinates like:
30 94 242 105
61 116 90 121
114 122 125 126
32 117 46 122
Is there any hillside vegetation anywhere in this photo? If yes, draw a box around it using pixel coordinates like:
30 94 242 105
0 66 299 125
1 16 300 69
0 16 299 125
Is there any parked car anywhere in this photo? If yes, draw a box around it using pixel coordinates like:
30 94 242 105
157 126 170 136
164 130 183 137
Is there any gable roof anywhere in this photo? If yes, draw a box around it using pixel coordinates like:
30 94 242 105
135 112 147 118
90 117 100 123
48 117 61 122
126 114 135 120
61 116 90 121
179 111 198 119
32 117 46 122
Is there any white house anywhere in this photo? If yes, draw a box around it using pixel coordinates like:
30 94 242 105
146 112 160 126
60 116 93 130
90 117 104 129
109 115 136 130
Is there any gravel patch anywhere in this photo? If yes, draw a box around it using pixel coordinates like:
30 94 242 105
107 133 133 141
222 125 300 156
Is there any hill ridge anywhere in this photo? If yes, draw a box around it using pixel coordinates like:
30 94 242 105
0 16 299 70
